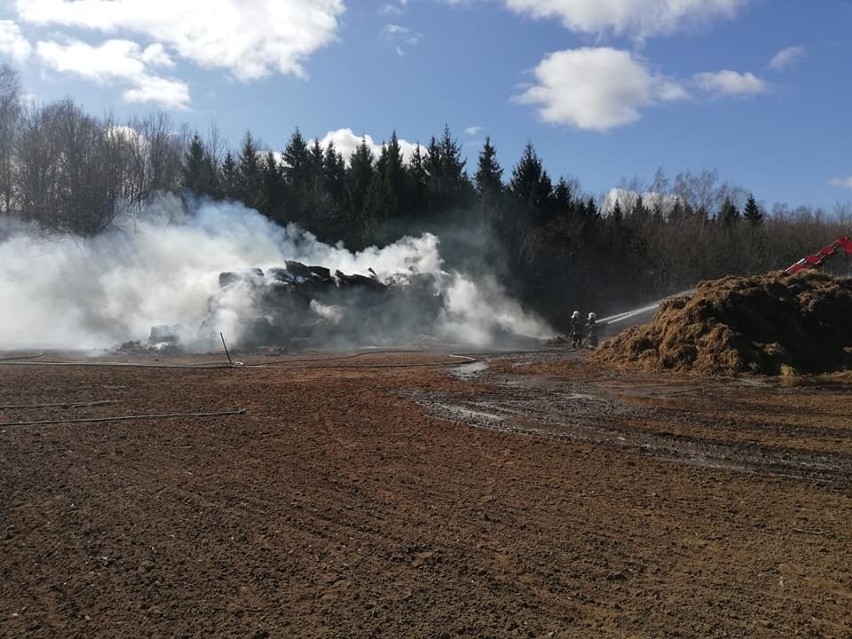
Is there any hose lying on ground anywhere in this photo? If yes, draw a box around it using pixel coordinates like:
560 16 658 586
0 399 117 410
0 351 482 370
0 408 247 428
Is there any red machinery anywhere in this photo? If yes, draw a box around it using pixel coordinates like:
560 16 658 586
784 236 852 275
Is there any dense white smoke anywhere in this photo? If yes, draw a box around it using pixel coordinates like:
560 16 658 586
0 197 553 351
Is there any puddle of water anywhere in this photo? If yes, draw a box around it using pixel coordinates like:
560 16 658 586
565 392 603 402
449 361 489 380
426 401 505 423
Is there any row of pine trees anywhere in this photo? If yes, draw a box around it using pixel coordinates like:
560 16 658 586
181 125 848 326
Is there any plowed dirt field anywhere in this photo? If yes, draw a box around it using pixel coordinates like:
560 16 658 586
1 348 850 638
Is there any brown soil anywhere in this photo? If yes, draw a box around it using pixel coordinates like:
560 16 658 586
1 348 850 638
593 271 852 375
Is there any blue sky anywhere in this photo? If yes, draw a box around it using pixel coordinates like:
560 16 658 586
1 0 851 213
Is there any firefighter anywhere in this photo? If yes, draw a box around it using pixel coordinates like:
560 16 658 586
569 310 582 348
586 312 598 349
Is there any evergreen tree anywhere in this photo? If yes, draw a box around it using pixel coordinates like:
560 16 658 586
610 199 623 223
424 125 473 212
218 151 239 200
385 131 407 206
743 194 763 226
438 125 471 203
405 143 428 218
362 133 408 243
631 195 649 219
550 177 574 220
307 138 333 233
423 136 442 209
584 197 598 219
718 196 740 226
322 141 347 239
181 133 218 198
260 150 284 218
282 128 311 185
344 137 374 247
323 141 345 199
309 139 325 189
474 136 503 211
367 132 406 226
281 128 312 227
236 132 264 212
508 142 553 224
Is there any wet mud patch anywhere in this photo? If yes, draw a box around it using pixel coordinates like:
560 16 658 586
414 350 852 487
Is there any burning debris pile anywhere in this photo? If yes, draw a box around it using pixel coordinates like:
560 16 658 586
593 271 852 375
201 260 446 350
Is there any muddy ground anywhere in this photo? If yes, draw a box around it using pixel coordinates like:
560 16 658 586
0 347 849 638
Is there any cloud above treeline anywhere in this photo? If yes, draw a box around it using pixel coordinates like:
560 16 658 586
382 23 422 56
828 176 852 189
768 45 806 71
1 0 346 108
0 20 31 61
315 128 426 165
0 0 775 130
503 0 749 39
36 39 190 109
516 47 769 132
496 0 770 131
515 48 687 131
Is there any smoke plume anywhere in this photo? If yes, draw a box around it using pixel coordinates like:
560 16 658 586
0 197 553 352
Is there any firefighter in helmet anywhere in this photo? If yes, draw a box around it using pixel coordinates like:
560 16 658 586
586 312 599 349
569 310 582 348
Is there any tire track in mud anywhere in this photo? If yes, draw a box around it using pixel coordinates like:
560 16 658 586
412 359 852 488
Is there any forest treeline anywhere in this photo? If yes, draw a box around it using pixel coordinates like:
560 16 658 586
0 65 849 329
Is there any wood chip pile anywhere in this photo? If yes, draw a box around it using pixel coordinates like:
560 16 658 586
592 271 852 375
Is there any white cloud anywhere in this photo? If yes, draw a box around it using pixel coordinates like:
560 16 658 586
0 20 32 62
504 0 748 38
768 45 805 71
464 126 483 135
380 2 406 16
122 75 190 109
14 0 345 81
515 47 688 131
692 70 769 96
140 43 175 69
316 128 426 165
382 23 422 55
829 176 852 189
36 39 190 109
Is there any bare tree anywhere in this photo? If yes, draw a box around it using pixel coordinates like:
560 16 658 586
0 64 22 216
17 100 142 234
673 169 720 217
125 112 187 208
16 101 63 228
99 112 138 218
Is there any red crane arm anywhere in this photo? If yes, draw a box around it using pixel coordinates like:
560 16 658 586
784 236 852 275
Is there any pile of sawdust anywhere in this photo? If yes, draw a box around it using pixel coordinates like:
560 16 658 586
592 271 852 375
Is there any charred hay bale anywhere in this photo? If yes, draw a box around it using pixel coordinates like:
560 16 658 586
218 271 241 288
308 265 332 281
592 271 852 376
334 270 386 291
219 268 265 288
284 260 314 280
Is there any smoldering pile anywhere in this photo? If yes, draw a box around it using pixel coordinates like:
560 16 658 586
592 271 852 375
200 260 446 350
